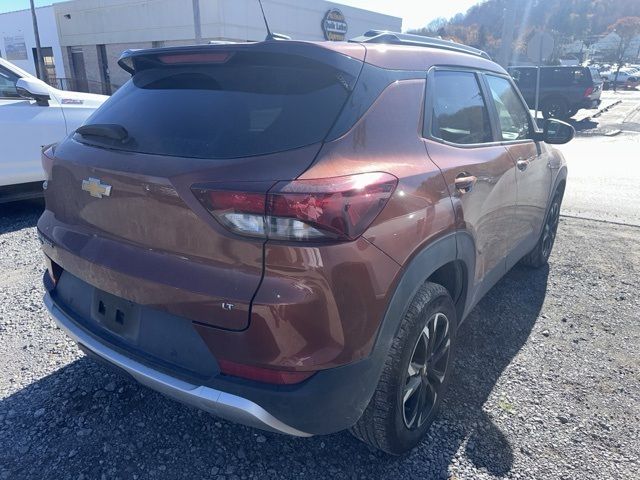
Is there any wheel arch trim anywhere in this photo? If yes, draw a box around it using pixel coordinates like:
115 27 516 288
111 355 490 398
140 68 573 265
369 231 475 369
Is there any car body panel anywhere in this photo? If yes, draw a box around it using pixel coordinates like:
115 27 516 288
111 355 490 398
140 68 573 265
41 138 328 331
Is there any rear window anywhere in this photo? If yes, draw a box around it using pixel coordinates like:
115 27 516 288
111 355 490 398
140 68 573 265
77 51 355 159
541 67 590 86
589 67 602 82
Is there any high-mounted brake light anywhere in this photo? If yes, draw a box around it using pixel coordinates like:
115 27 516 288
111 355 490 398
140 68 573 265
157 52 233 64
193 172 398 242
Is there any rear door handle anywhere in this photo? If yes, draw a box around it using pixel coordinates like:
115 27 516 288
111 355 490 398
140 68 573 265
547 160 561 169
516 158 530 171
454 173 477 193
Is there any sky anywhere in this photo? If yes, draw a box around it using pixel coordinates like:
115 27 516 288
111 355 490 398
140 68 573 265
337 0 482 31
0 0 482 31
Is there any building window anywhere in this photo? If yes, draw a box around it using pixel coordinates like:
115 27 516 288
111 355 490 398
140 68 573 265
32 47 57 85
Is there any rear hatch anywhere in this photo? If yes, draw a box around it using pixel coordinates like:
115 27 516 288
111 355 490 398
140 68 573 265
41 42 363 331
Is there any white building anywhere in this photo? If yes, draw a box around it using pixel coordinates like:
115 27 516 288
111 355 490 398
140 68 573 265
0 0 401 94
0 6 66 84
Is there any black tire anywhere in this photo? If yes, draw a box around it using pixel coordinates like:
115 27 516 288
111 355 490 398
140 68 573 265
541 97 569 119
566 108 578 118
350 282 457 455
521 188 563 268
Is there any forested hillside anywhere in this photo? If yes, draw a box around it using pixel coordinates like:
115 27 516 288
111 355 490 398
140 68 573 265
409 0 640 58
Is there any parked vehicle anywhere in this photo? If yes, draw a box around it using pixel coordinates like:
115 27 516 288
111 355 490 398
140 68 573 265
600 70 640 89
0 58 107 203
38 32 574 454
508 65 602 119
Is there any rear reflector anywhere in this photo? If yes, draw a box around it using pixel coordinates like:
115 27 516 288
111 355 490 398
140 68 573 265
193 172 398 242
44 255 62 286
218 359 315 385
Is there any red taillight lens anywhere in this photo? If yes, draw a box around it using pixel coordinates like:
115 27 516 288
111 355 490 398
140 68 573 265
269 173 398 240
218 359 314 385
583 86 594 97
193 172 398 241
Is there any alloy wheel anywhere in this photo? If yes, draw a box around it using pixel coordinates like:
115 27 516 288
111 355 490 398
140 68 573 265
402 312 451 430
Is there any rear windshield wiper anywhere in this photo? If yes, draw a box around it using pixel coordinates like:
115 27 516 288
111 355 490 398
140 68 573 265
76 124 129 142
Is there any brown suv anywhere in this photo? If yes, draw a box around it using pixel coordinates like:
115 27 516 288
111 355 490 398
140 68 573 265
38 31 573 454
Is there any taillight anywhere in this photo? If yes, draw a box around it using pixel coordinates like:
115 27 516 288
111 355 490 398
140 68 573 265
193 172 398 241
583 86 594 97
218 359 314 385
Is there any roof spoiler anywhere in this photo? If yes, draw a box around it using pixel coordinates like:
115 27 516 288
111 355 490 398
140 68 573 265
117 42 363 76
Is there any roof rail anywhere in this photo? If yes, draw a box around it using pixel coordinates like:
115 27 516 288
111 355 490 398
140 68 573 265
349 30 492 60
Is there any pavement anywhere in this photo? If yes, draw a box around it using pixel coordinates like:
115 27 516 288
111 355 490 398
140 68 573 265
568 89 640 136
556 89 640 227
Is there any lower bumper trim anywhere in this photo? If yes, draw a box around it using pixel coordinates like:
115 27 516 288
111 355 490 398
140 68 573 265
44 293 312 437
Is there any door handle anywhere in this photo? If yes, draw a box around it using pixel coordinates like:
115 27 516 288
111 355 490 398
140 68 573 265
454 173 477 193
516 158 530 171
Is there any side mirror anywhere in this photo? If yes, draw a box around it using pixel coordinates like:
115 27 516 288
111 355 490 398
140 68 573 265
16 77 51 106
541 119 575 145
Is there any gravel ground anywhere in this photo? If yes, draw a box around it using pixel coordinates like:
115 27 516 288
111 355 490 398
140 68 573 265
1 200 639 480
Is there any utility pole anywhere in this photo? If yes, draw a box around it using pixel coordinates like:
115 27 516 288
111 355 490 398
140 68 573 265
499 1 517 67
192 0 202 44
29 0 48 83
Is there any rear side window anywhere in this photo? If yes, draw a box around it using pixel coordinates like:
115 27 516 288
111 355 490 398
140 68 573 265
0 66 20 98
542 67 589 86
78 52 354 159
430 70 493 145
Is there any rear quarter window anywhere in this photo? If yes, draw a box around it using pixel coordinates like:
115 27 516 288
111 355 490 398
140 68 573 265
0 66 20 98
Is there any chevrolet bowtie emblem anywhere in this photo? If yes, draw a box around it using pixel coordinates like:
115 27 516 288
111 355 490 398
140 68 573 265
82 177 112 198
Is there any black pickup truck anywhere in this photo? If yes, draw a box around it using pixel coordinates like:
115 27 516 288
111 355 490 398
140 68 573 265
508 66 602 119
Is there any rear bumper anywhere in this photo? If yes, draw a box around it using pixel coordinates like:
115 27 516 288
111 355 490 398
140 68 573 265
45 292 312 436
578 98 601 109
44 282 383 435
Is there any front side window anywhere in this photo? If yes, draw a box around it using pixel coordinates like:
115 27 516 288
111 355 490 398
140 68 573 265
0 67 20 98
430 70 493 145
486 75 531 141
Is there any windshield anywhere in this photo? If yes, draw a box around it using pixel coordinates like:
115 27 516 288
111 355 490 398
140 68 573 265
77 51 355 159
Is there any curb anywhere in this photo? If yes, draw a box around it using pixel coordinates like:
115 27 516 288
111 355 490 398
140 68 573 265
579 100 622 122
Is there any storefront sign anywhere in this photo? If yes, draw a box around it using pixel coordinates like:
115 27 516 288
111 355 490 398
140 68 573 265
322 9 348 41
4 35 28 61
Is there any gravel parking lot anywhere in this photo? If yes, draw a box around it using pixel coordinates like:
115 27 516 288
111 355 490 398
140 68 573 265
1 199 639 480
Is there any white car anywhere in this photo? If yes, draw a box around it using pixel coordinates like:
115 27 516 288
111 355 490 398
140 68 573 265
600 70 640 88
0 58 107 202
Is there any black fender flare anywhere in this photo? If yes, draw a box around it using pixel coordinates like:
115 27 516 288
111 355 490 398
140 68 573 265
552 165 568 197
365 231 475 385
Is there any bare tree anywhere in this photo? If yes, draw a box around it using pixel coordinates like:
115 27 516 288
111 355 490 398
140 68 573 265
607 17 640 91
